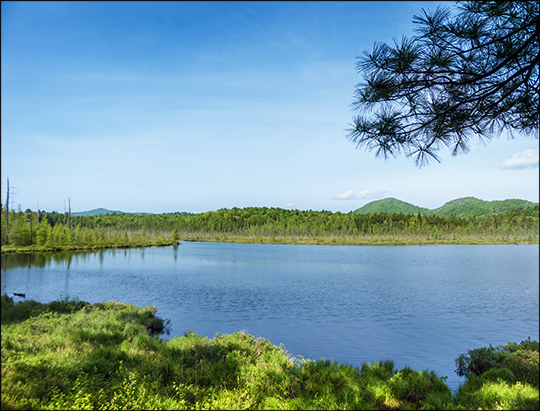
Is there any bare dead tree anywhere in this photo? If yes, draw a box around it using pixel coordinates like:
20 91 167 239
4 178 8 245
28 209 33 244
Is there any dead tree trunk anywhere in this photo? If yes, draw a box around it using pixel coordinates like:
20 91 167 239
29 213 33 244
4 178 9 245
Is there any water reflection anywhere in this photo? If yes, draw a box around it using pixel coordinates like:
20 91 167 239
172 244 179 263
1 249 112 271
1 246 186 272
99 250 105 268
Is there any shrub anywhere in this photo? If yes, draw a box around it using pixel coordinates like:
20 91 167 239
455 344 507 377
455 338 539 387
454 338 539 410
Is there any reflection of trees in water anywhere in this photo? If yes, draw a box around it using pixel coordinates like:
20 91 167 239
99 250 105 268
52 252 70 266
2 246 182 272
2 253 48 270
1 250 98 271
172 244 179 263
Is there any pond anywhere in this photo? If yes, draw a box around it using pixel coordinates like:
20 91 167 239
2 242 538 391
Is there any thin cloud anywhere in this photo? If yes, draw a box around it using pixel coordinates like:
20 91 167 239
336 190 356 200
335 189 388 200
500 149 539 169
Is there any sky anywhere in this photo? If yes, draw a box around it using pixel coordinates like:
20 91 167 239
2 1 538 214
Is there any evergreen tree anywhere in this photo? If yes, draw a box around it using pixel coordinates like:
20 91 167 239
347 1 539 166
36 219 51 246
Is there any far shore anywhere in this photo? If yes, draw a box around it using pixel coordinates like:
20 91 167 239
1 234 537 254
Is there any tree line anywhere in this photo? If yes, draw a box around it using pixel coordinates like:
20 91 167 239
1 204 538 249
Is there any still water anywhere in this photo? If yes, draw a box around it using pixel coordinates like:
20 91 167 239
2 242 538 390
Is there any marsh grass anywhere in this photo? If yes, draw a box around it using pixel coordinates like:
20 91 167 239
1 295 538 410
175 230 536 246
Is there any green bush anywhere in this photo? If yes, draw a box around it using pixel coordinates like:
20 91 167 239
454 338 539 410
481 367 516 384
455 338 539 387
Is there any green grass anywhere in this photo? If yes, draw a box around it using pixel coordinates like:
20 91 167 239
1 295 538 410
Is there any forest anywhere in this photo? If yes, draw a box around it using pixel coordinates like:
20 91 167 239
1 204 538 251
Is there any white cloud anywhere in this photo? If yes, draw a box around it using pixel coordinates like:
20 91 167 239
356 190 378 199
335 189 388 201
336 190 356 200
500 149 539 169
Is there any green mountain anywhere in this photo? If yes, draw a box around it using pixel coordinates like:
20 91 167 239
354 198 429 215
354 197 538 219
432 197 537 219
71 208 152 216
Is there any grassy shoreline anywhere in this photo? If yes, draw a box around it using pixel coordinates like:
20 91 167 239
1 232 537 254
0 241 179 254
1 295 538 410
176 232 538 246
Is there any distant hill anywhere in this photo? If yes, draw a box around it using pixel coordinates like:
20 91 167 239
72 208 152 216
432 197 536 219
354 197 538 219
353 198 430 215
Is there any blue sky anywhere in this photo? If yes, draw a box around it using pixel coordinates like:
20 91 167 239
2 1 538 214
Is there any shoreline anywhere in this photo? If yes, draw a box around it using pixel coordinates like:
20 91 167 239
2 295 538 410
0 241 179 254
1 235 537 254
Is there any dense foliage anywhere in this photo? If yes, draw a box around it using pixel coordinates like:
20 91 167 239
1 204 538 251
2 295 537 410
455 338 539 387
0 207 179 251
347 1 539 166
453 338 540 410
